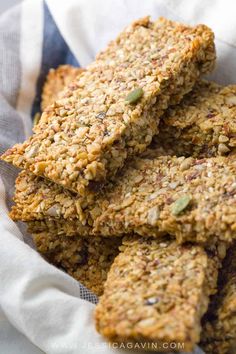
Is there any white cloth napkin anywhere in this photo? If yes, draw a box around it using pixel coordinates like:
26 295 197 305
0 0 236 353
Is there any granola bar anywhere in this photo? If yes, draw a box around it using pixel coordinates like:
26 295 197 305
156 80 236 157
11 155 236 245
201 244 236 354
32 231 121 296
1 17 215 194
94 155 236 244
9 144 173 225
41 65 84 111
95 236 221 351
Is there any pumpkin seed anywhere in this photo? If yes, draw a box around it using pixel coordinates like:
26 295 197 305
171 195 191 216
33 112 41 126
125 87 143 104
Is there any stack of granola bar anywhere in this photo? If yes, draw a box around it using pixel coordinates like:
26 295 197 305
1 16 236 353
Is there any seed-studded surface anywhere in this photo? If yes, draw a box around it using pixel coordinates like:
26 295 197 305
11 170 94 230
43 69 236 160
201 244 236 354
156 80 236 157
9 144 174 224
1 17 215 194
95 236 221 351
33 232 121 296
11 155 236 245
41 65 84 111
27 218 90 237
94 155 236 244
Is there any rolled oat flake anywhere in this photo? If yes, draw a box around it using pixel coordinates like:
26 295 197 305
171 195 191 216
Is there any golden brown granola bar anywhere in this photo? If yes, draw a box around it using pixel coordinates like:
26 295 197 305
42 69 236 160
41 65 84 111
201 244 236 354
11 155 236 245
10 146 174 221
157 80 236 157
94 155 236 244
1 17 215 194
95 236 221 351
32 231 121 296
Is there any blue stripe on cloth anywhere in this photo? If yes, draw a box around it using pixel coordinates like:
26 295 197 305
31 1 80 117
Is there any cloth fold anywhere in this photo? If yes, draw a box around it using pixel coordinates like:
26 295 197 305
0 0 235 353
